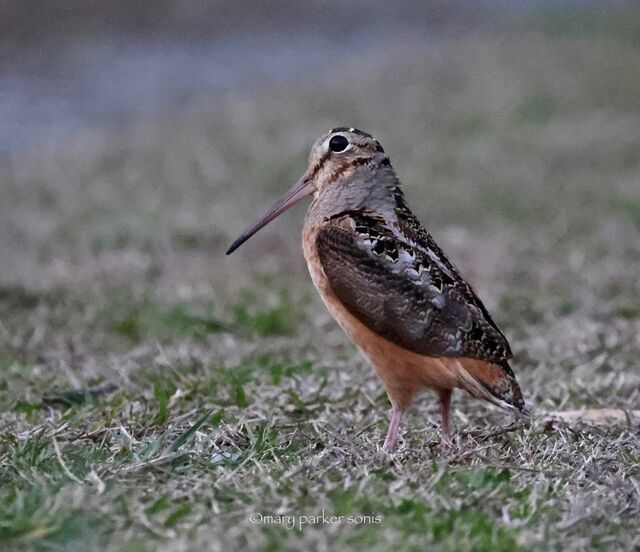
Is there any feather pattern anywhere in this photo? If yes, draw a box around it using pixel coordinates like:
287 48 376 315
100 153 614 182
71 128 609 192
228 126 526 449
315 203 512 364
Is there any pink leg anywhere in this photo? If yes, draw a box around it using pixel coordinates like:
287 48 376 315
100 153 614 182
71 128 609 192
439 389 453 446
382 406 404 451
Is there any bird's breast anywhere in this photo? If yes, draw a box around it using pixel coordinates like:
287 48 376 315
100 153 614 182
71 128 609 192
302 222 369 344
302 223 334 301
301 222 463 399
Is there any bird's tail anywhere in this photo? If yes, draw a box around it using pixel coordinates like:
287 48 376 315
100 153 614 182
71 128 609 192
455 358 528 415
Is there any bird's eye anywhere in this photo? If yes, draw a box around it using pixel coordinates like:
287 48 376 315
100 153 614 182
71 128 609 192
328 135 349 153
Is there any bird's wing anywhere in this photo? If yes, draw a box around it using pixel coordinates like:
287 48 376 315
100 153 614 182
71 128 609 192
315 211 512 363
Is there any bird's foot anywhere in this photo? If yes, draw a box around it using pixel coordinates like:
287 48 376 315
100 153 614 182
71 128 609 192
439 432 454 451
381 406 405 452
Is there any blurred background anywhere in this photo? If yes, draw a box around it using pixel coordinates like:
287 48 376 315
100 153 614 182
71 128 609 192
2 0 640 403
2 0 639 297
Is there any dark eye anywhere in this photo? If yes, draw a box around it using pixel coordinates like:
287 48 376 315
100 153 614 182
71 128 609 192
328 135 349 153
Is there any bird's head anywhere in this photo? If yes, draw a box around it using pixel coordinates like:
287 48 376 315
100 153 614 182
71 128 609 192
304 127 387 192
226 127 391 255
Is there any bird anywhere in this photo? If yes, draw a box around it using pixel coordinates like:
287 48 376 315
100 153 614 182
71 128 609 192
226 127 525 451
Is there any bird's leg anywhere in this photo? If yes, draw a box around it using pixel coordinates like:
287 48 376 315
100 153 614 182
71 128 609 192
438 389 453 447
382 406 405 452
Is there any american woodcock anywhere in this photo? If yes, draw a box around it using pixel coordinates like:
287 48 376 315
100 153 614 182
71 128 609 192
227 127 525 451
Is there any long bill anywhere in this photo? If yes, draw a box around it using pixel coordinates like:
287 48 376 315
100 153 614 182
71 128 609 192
226 175 315 255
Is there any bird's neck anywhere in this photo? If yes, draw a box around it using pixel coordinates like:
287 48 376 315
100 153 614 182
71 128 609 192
305 166 403 228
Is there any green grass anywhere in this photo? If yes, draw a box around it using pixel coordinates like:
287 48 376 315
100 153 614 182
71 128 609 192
2 7 640 551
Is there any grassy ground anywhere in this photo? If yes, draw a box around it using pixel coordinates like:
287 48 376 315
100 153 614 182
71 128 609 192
1 9 640 552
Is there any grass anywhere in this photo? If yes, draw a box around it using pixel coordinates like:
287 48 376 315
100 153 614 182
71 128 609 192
2 6 640 552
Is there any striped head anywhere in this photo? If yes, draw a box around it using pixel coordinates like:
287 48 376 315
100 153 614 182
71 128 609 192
305 127 388 192
226 127 397 255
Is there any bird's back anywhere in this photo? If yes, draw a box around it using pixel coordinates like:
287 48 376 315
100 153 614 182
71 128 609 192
303 185 524 412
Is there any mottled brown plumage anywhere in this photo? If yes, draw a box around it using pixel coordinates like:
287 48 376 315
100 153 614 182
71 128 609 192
227 127 525 451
